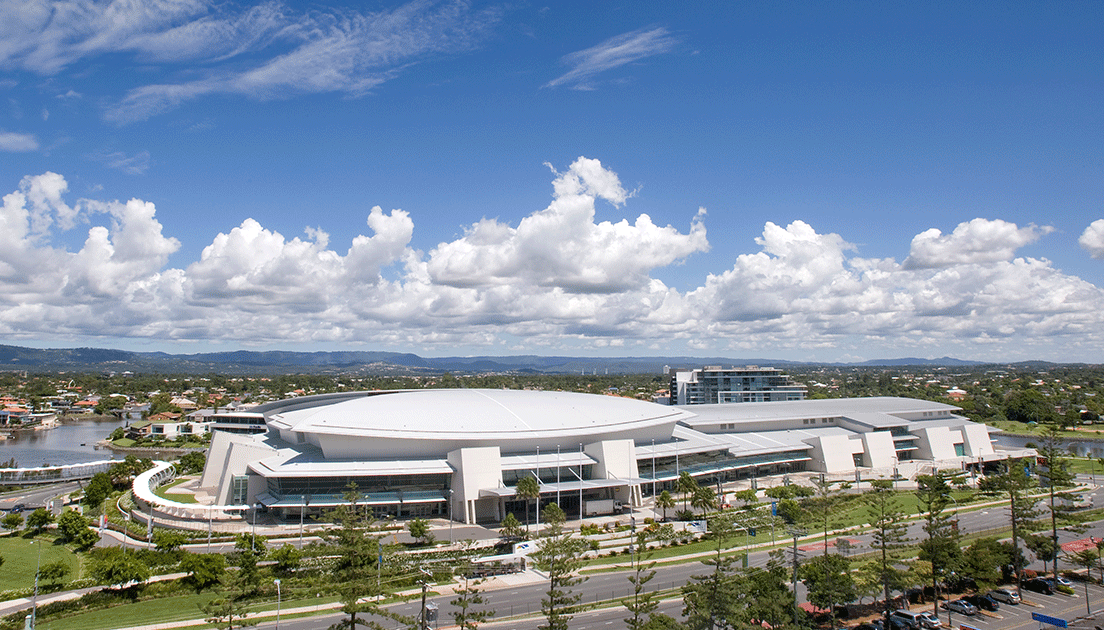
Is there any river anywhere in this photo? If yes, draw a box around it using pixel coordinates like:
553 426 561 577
0 417 129 468
993 431 1104 458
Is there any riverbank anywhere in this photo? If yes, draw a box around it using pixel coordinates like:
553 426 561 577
96 440 203 457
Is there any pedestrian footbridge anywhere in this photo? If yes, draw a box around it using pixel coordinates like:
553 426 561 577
0 460 116 485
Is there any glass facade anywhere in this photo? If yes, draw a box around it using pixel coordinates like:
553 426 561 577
266 473 451 501
502 465 592 487
231 475 249 504
641 449 809 483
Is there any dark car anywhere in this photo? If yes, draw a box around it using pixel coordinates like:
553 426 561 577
858 617 909 630
1024 578 1054 595
964 593 999 611
9 504 25 513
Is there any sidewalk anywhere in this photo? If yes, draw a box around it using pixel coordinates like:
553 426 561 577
110 570 550 630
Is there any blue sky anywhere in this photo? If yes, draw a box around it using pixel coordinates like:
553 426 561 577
0 0 1102 363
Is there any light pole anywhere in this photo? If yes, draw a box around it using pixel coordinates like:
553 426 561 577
946 494 962 534
299 496 309 548
556 444 561 506
448 489 454 544
651 438 656 499
273 578 281 630
30 540 42 629
252 502 260 553
579 442 584 522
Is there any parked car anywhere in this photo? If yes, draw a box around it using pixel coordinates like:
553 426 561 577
988 588 1020 604
1041 577 1074 593
1024 578 1054 595
890 610 942 630
863 616 911 630
941 599 978 616
964 593 1000 611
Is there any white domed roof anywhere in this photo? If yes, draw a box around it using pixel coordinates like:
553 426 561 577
268 389 691 442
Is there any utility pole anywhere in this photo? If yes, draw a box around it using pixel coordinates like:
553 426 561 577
419 567 432 630
787 528 805 627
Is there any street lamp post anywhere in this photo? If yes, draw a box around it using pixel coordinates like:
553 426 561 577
651 438 656 499
579 443 584 522
448 489 454 544
299 496 309 548
252 502 261 553
273 578 281 630
30 540 42 629
946 494 962 534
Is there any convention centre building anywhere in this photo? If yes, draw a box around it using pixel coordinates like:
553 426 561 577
195 389 1020 525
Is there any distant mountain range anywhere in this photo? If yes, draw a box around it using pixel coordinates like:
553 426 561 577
0 344 1063 375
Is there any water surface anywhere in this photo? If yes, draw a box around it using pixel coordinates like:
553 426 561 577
0 417 128 468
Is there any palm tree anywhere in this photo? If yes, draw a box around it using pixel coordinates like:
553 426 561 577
655 490 675 522
677 471 698 512
515 475 540 534
691 486 717 515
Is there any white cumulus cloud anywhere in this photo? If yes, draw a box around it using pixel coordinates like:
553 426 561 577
427 157 708 293
1079 220 1104 259
1 164 1104 362
903 218 1052 269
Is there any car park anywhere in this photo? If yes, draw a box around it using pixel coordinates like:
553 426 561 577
964 593 999 611
941 599 978 616
1024 578 1054 595
988 588 1021 604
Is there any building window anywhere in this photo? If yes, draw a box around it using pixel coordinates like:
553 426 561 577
954 443 965 457
231 475 249 504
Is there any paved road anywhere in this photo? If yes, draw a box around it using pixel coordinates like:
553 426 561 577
0 481 81 512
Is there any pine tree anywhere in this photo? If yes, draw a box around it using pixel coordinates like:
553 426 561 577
865 479 909 625
683 513 742 630
1038 424 1086 580
916 471 963 616
533 518 586 630
625 529 659 630
979 459 1039 596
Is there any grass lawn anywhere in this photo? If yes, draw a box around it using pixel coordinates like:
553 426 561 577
38 592 343 630
111 438 136 447
154 479 198 504
1063 457 1104 476
0 534 81 592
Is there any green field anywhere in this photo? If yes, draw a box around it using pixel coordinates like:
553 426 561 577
0 534 81 592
